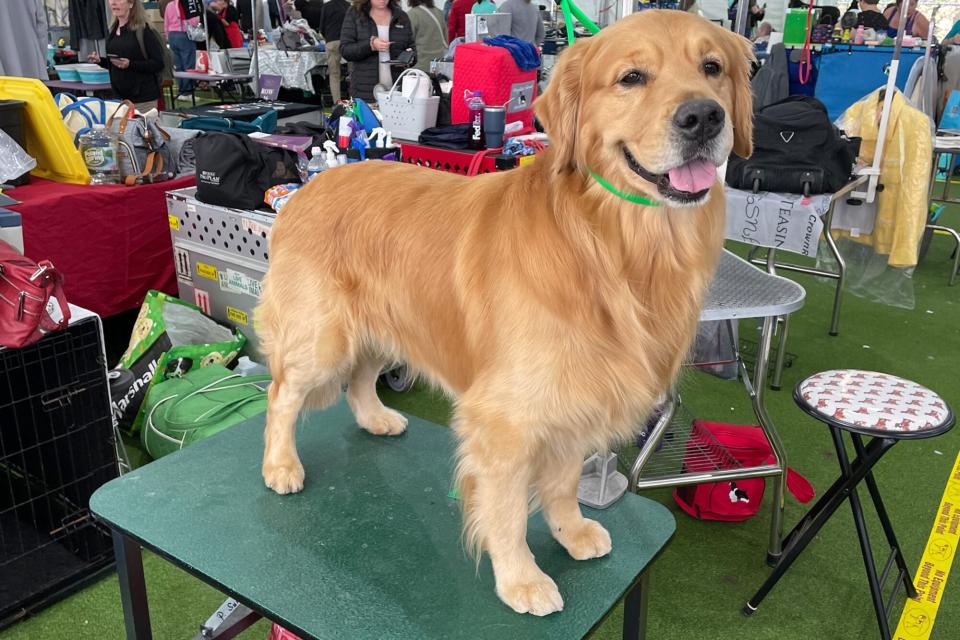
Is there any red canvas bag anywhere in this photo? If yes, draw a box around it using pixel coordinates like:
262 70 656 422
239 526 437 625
673 420 815 522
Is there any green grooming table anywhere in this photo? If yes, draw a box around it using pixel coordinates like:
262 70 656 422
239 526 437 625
90 402 675 639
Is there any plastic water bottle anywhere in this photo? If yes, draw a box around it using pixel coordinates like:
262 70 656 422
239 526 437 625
854 25 865 45
306 146 327 181
466 91 485 150
79 124 120 185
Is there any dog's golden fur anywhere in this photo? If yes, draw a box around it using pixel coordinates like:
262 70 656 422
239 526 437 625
256 11 753 616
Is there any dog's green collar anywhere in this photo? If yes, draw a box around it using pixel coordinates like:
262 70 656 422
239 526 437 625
589 172 661 207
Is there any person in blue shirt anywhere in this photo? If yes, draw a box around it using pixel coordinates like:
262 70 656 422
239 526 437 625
471 0 497 13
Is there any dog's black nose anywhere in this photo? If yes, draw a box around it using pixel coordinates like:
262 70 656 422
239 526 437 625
673 99 725 142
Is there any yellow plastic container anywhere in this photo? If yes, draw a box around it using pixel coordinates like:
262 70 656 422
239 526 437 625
0 76 89 184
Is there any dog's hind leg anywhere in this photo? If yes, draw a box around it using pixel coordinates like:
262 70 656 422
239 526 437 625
346 354 408 436
455 405 563 616
536 447 612 561
261 305 351 495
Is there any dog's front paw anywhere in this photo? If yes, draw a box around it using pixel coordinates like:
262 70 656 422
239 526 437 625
263 460 305 494
496 571 564 616
357 408 408 436
554 518 612 561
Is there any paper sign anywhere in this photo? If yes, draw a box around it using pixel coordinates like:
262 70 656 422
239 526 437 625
259 74 282 102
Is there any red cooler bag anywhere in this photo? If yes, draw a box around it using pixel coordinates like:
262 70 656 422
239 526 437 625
673 420 815 522
451 42 538 131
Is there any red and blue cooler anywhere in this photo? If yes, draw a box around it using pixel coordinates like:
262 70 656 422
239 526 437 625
451 42 538 132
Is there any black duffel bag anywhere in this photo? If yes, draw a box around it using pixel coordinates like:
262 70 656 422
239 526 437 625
726 96 861 196
194 132 301 210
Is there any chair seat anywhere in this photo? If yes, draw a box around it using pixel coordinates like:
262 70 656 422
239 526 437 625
796 370 954 438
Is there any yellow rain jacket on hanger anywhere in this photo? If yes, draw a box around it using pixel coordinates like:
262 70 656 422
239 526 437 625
838 89 932 268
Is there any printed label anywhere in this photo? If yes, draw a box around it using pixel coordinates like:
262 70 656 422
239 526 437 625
196 262 218 281
83 146 117 171
169 214 180 230
242 219 272 240
194 289 210 315
186 203 197 214
227 269 262 298
226 306 249 325
174 247 192 281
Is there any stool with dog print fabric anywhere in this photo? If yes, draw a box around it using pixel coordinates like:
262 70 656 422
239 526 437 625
743 369 955 640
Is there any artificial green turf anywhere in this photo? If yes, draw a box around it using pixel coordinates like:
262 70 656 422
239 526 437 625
3 219 958 640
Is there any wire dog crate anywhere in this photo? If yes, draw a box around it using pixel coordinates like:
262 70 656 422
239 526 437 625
0 315 118 629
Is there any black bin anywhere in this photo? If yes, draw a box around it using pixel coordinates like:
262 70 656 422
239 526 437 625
0 100 29 186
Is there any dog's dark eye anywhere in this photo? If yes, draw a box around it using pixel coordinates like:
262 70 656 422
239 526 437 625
619 70 647 87
703 61 722 76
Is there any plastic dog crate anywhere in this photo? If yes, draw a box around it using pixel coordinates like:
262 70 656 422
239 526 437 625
167 187 273 357
0 313 117 629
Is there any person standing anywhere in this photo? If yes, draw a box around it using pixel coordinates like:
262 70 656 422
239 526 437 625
202 0 232 49
88 0 165 112
856 0 889 32
408 0 446 74
883 0 928 38
498 0 544 47
210 0 243 48
0 0 48 81
471 0 496 14
320 0 349 103
162 0 199 101
446 0 472 42
340 0 414 101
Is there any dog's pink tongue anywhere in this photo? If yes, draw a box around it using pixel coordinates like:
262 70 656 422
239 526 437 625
667 159 717 193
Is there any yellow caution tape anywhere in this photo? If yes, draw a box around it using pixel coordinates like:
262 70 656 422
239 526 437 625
894 449 960 639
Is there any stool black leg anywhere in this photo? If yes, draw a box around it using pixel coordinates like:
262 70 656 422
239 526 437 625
832 429 890 640
852 434 919 600
744 437 895 615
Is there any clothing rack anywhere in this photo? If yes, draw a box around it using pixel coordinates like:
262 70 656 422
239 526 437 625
852 0 911 203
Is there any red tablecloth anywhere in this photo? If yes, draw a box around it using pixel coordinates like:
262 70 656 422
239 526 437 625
8 176 193 317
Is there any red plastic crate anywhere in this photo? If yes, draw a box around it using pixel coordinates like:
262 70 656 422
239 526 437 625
399 143 504 175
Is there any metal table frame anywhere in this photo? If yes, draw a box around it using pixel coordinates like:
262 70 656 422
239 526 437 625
747 176 868 338
173 72 255 104
926 146 960 286
626 250 805 564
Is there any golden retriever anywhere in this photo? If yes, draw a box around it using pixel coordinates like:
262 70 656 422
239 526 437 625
256 10 753 616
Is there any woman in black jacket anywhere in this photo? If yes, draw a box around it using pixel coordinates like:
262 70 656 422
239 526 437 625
88 0 165 111
340 0 414 102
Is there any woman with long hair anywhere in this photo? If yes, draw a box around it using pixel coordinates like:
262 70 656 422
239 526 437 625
88 0 166 111
407 0 446 74
340 0 415 101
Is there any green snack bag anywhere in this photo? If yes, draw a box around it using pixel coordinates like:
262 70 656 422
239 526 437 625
112 290 246 435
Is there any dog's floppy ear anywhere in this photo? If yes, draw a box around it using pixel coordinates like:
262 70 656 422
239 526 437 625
535 40 587 173
726 30 756 158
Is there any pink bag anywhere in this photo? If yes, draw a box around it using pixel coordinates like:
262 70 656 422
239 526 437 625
0 239 70 349
268 624 302 640
673 421 815 522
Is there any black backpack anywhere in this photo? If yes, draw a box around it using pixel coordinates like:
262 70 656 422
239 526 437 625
726 96 860 196
194 133 301 210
